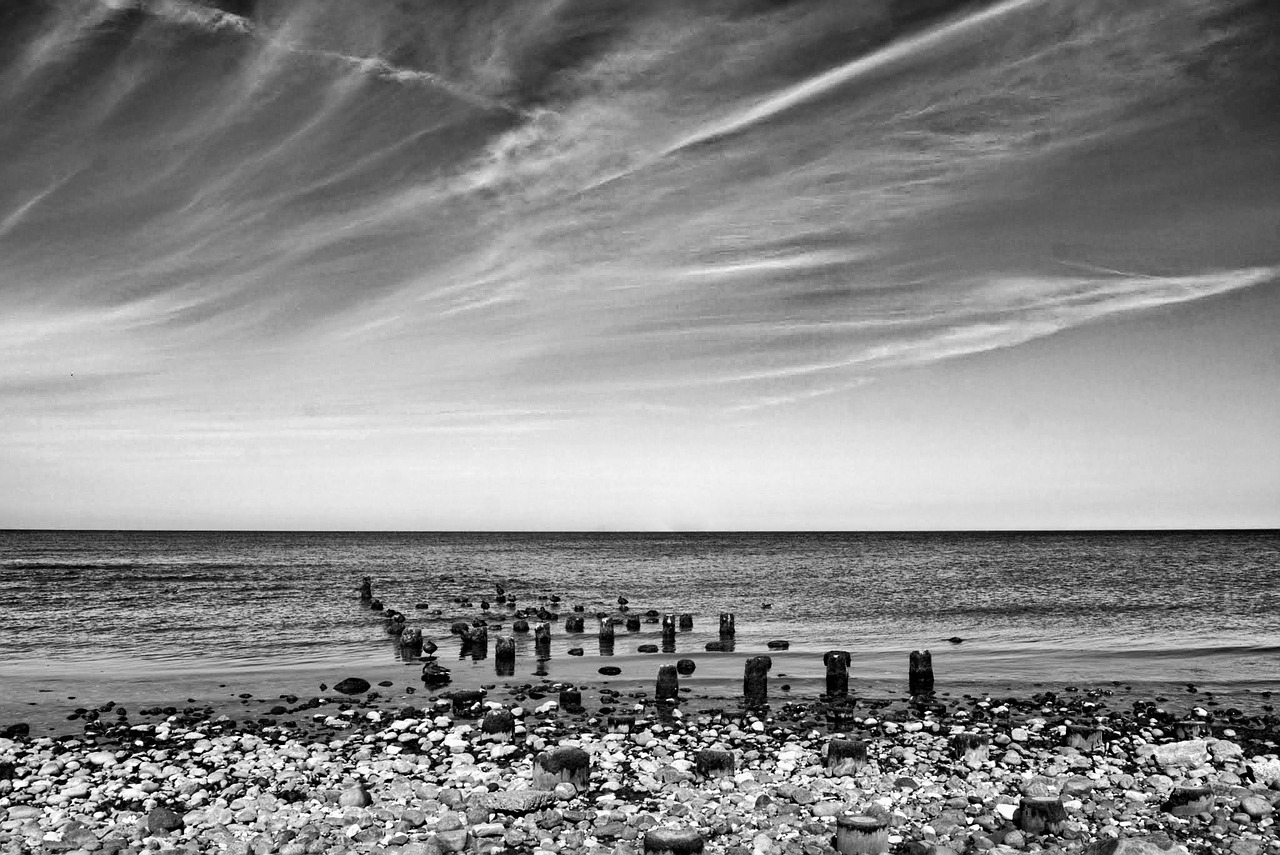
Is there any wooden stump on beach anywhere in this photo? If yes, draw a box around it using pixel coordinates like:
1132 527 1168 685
694 749 735 779
662 614 677 644
532 746 591 791
825 650 851 697
743 655 771 707
719 613 736 637
656 664 679 705
534 622 551 659
908 650 933 695
599 616 615 642
835 815 888 855
951 732 989 768
644 827 705 855
559 689 583 713
1015 796 1067 835
1163 784 1214 816
679 613 694 630
481 709 515 742
826 738 868 776
451 690 485 718
1064 725 1113 753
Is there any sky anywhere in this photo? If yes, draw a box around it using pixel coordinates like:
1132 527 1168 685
1 0 1278 530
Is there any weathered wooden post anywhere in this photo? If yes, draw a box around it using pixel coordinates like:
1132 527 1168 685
512 618 530 633
1163 785 1213 816
694 749 735 779
644 827 704 855
1014 796 1067 835
908 650 933 695
495 636 516 676
559 689 583 713
400 627 423 656
451 690 485 718
531 746 591 791
656 664 679 705
662 614 677 645
359 576 373 601
951 733 989 769
625 615 642 632
719 613 735 637
599 616 615 642
1064 724 1113 753
679 613 694 631
369 598 383 611
565 615 585 633
481 709 515 743
744 655 771 707
835 815 889 855
1174 720 1206 740
826 738 868 776
534 622 551 659
825 650 851 697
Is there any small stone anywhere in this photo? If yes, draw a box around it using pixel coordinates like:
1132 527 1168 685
146 807 183 834
333 677 372 695
339 784 372 807
1239 796 1274 820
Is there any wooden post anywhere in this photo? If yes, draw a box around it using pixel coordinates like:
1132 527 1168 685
532 746 591 791
679 614 694 630
719 613 735 637
358 576 372 601
662 614 677 645
656 664 679 705
1063 725 1112 753
908 650 933 695
481 709 515 742
451 690 485 718
1174 720 1206 740
825 650 851 697
534 622 551 659
1014 796 1067 835
608 714 636 733
835 815 888 855
1163 785 1213 817
565 615 585 633
744 656 771 707
826 738 868 776
951 733 989 769
495 636 515 676
644 827 704 855
559 689 583 713
512 618 530 633
400 627 423 656
694 749 735 779
599 616 615 642
625 615 642 632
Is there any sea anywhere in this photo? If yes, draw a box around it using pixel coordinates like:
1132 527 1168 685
2 530 1278 734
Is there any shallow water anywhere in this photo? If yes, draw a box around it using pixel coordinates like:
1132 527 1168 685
2 530 1278 732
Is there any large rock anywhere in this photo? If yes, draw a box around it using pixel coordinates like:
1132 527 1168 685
1085 837 1190 855
469 789 556 816
332 677 372 695
1247 757 1280 785
1152 740 1209 771
146 807 183 834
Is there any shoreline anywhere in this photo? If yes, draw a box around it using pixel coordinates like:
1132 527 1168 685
3 675 1279 855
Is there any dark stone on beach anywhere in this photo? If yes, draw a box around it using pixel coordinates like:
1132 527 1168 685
2 723 30 739
909 649 934 695
470 789 556 816
421 663 452 686
333 677 371 695
767 640 790 650
677 658 696 675
644 827 706 854
146 806 183 834
948 636 964 644
638 644 659 653
705 641 729 652
599 666 622 676
744 656 771 707
415 602 430 609
568 647 584 656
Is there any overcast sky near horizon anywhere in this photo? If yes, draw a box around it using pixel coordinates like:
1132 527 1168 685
1 0 1278 530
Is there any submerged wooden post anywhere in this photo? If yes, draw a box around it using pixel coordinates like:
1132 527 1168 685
643 827 705 855
679 613 694 630
744 655 771 707
531 746 591 791
358 576 373 601
400 627 423 656
599 616 615 642
719 613 736 637
835 815 889 855
908 650 933 695
656 664 679 705
559 689 583 713
495 636 516 675
1015 796 1067 835
565 615 585 633
694 749 735 779
534 622 551 658
825 650 851 697
662 614 677 645
625 615 642 632
826 738 868 776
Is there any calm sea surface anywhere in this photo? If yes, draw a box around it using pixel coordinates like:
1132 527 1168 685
2 531 1278 729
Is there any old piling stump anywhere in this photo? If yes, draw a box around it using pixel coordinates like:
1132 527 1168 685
824 650 851 697
1015 796 1067 835
743 655 771 707
826 738 868 776
719 613 736 637
951 732 989 769
559 689 583 713
694 749 735 779
644 827 705 855
908 650 933 695
599 616 615 642
835 814 889 855
662 614 677 644
565 615 585 633
451 690 485 718
1163 784 1214 817
358 576 372 601
481 709 515 743
655 664 679 705
532 746 591 791
678 613 694 630
534 622 551 659
625 615 642 632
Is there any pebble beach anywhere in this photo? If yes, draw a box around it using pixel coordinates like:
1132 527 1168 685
4 674 1280 855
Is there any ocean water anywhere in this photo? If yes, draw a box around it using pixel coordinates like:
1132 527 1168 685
2 531 1278 729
